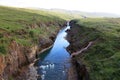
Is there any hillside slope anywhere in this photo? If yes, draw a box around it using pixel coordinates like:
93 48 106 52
67 18 120 80
43 9 120 19
0 6 66 79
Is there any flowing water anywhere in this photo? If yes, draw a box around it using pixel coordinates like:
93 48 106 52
36 23 71 80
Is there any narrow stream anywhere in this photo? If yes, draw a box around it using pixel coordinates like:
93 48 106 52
36 22 71 80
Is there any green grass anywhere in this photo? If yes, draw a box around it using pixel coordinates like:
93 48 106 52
0 6 66 55
71 18 120 80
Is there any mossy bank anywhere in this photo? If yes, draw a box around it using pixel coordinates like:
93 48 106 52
67 18 120 80
0 6 66 79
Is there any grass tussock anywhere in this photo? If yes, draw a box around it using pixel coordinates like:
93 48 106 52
72 18 120 80
0 6 66 55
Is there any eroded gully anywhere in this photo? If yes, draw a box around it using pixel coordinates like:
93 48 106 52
34 22 75 80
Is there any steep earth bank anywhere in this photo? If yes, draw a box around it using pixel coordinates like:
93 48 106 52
67 20 91 80
0 22 66 80
67 18 120 80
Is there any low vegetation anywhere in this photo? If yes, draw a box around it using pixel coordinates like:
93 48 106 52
70 18 120 80
0 6 66 55
1 5 120 80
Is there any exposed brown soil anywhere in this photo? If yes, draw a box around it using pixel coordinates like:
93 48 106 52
0 24 65 80
68 61 78 80
71 41 93 57
66 20 91 80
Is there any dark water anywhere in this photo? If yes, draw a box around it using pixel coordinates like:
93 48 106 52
36 23 71 80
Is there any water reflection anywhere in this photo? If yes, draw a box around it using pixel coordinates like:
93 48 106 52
36 24 71 80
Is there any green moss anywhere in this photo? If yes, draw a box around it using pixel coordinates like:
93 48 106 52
8 76 14 80
0 33 3 38
0 45 7 55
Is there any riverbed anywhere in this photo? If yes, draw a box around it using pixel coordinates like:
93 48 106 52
35 23 71 80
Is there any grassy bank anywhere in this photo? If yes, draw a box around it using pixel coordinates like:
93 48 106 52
0 6 66 55
68 18 120 80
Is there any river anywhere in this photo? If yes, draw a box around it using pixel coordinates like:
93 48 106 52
35 23 71 80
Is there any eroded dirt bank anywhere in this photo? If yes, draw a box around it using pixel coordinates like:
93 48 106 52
0 22 66 80
67 18 120 80
67 20 90 80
